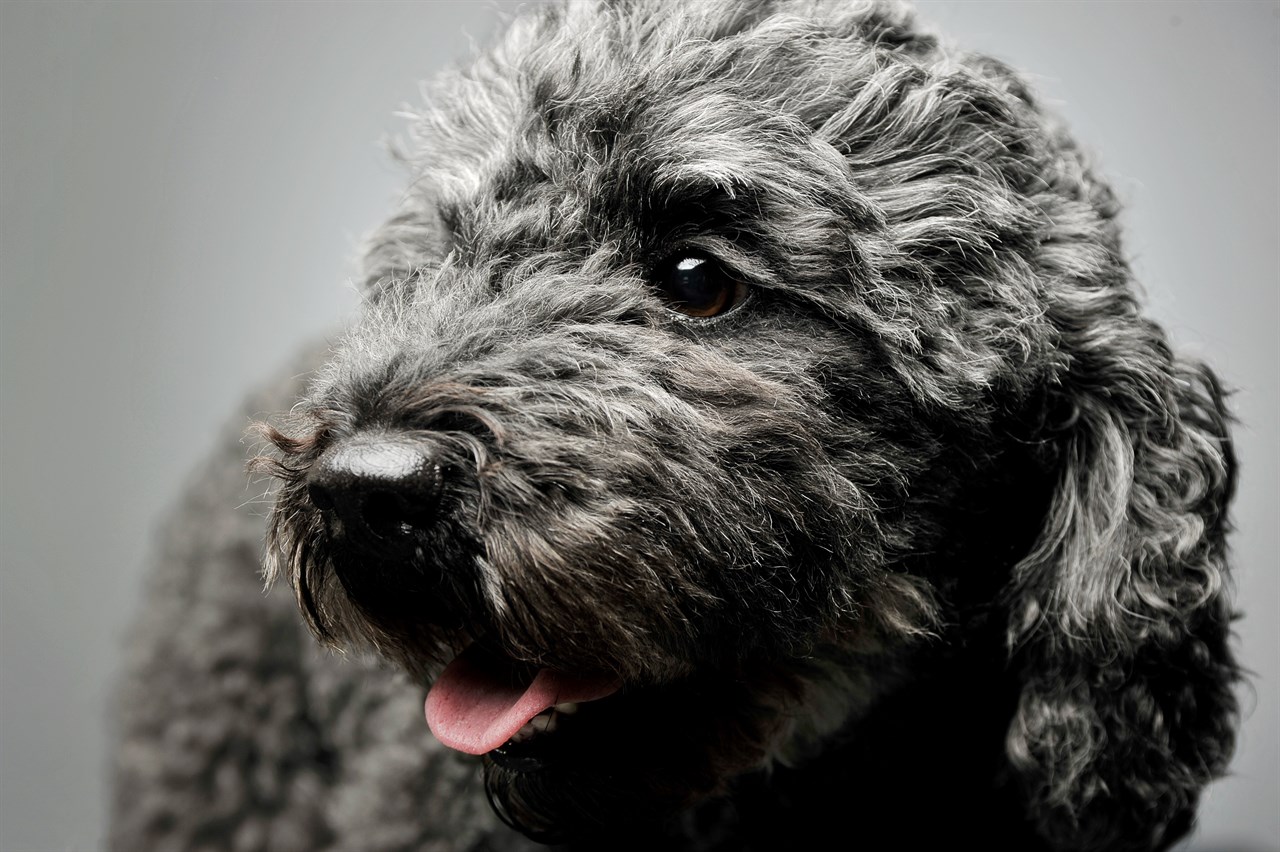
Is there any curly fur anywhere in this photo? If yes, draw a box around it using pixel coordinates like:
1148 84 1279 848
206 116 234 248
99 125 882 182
110 2 1239 850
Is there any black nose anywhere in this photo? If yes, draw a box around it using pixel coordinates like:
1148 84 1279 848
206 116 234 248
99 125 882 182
307 436 442 555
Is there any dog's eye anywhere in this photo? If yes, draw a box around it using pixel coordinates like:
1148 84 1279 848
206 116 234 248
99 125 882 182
654 253 746 318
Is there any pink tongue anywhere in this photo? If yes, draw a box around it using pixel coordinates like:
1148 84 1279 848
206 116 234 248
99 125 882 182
425 645 621 755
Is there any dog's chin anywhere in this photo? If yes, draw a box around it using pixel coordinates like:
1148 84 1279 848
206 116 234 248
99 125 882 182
482 743 696 843
476 689 772 843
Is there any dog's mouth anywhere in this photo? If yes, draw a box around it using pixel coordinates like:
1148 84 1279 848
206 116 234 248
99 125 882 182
425 643 622 769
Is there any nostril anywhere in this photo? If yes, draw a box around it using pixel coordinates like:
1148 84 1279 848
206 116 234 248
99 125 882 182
308 482 336 512
361 490 431 539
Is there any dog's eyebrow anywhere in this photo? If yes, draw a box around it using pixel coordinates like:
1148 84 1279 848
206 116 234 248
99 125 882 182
635 168 765 239
652 160 758 203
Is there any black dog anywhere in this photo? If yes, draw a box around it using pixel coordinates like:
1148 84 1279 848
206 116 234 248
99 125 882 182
111 3 1239 850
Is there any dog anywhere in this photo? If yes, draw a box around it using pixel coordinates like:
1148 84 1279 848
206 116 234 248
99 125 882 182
109 2 1240 850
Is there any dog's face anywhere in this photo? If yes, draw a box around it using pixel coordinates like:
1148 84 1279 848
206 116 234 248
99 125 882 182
260 1 1237 846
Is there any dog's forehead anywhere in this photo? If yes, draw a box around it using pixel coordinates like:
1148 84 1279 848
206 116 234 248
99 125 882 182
410 1 921 230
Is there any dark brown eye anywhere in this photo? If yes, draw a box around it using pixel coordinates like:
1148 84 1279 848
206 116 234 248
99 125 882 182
654 253 746 318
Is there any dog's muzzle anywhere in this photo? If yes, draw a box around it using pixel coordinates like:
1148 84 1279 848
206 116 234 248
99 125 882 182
304 432 626 766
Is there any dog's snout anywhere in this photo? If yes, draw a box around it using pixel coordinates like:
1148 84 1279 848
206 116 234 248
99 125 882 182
308 436 442 551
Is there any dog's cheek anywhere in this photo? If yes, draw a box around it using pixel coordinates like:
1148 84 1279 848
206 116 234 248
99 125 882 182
472 428 907 674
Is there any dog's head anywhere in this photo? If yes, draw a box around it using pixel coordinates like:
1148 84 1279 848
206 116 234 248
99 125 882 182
257 2 1238 847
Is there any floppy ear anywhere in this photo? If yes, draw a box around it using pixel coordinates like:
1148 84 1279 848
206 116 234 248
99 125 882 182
1004 271 1240 851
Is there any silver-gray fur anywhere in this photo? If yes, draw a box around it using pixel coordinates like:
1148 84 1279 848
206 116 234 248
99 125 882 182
110 2 1239 850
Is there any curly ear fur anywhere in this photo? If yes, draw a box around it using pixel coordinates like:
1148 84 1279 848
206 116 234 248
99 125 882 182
1006 251 1239 849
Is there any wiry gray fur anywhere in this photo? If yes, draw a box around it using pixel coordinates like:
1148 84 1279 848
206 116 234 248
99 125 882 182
110 2 1239 850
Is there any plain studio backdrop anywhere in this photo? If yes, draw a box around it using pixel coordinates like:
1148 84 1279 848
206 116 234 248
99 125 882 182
1 2 1275 850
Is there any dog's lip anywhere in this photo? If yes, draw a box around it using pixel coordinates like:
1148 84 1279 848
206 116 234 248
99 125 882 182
425 643 622 756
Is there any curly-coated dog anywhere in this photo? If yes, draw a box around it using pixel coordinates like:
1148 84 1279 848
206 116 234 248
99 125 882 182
110 2 1240 850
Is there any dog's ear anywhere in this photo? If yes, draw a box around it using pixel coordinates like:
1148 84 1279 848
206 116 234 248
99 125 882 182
1003 269 1239 850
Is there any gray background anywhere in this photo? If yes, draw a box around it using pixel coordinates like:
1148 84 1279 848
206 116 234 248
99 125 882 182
0 2 1275 850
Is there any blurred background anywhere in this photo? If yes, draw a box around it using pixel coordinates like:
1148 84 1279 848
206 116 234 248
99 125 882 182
1 2 1275 849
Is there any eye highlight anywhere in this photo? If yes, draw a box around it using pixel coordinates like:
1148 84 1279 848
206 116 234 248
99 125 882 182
653 252 747 318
